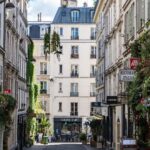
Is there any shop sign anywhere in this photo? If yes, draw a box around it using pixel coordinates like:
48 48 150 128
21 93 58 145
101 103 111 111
130 58 141 70
91 102 101 107
122 139 136 145
107 96 118 104
119 69 135 82
4 89 12 94
54 118 82 122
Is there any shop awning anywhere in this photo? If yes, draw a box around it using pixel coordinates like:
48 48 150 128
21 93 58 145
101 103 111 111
87 114 103 121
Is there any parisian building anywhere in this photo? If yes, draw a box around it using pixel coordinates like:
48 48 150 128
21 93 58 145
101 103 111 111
50 0 96 141
94 0 150 149
4 0 28 149
28 19 51 119
0 0 5 92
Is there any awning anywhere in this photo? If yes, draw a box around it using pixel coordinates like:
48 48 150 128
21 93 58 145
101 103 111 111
87 115 103 121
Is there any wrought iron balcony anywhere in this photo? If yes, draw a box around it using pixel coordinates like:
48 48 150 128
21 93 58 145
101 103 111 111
71 72 79 77
71 36 79 40
90 35 96 40
40 70 47 75
90 54 96 59
70 92 79 97
90 92 96 97
40 89 47 94
71 53 79 58
70 111 78 116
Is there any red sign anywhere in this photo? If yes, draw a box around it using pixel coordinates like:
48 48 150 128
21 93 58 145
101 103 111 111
4 89 12 94
130 58 141 70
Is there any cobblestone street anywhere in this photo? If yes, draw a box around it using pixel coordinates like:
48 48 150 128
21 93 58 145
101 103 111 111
23 143 103 150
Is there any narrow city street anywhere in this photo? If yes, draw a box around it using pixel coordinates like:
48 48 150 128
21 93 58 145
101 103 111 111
23 143 101 150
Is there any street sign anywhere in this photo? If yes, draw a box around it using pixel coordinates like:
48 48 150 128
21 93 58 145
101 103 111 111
119 69 135 82
130 58 141 70
107 96 118 104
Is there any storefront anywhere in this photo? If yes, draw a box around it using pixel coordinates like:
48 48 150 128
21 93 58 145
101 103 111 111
54 117 82 142
17 114 26 150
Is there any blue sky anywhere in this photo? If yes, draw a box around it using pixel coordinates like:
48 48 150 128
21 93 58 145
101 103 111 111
28 0 94 21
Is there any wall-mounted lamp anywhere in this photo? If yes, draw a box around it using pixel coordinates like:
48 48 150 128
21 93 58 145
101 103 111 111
5 0 15 9
0 0 15 9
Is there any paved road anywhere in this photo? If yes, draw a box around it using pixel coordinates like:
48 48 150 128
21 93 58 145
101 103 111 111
23 143 100 150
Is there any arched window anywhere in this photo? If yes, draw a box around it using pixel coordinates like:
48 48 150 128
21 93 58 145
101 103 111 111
71 10 80 22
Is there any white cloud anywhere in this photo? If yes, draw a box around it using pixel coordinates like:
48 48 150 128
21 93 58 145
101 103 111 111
28 0 93 21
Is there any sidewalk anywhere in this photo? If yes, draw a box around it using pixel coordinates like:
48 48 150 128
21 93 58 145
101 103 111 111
83 144 105 150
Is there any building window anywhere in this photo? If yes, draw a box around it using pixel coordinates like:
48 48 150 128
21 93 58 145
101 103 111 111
90 65 96 77
71 65 78 77
90 83 96 97
125 3 134 41
90 46 96 58
91 28 96 40
58 102 62 112
70 83 78 96
40 81 47 94
59 82 62 93
40 62 47 74
71 10 80 22
136 0 144 31
71 46 79 58
70 102 78 116
59 64 63 74
71 28 79 40
60 27 63 36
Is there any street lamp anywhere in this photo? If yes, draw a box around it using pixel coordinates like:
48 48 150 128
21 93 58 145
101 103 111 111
0 0 15 8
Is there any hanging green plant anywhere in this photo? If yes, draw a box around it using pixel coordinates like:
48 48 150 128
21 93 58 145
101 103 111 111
43 31 61 56
44 32 50 54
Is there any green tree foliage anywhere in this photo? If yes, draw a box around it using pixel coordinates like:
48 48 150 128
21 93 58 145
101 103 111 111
128 29 150 145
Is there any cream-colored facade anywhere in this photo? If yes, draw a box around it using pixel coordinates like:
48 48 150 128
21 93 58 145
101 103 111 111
50 2 97 137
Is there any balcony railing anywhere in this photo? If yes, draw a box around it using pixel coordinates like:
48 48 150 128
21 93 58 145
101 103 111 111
91 35 96 40
71 72 79 77
70 111 78 116
40 70 47 75
40 89 47 94
90 92 96 97
90 73 96 77
70 92 79 97
71 36 79 40
90 54 96 59
71 53 79 58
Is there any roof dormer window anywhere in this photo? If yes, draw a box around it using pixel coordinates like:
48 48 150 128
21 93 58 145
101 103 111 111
71 10 80 22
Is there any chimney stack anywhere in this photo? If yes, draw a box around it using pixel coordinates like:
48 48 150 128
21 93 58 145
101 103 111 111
83 2 87 7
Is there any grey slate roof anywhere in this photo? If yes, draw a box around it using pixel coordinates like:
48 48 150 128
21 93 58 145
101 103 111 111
52 7 94 24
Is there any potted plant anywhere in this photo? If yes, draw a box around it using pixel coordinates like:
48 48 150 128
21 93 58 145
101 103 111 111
79 133 87 144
